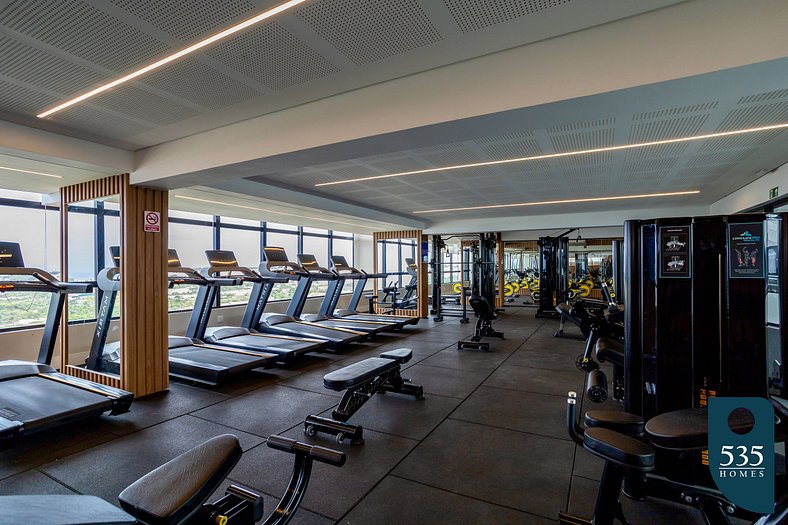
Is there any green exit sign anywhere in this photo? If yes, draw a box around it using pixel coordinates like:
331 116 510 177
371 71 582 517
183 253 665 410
770 187 779 199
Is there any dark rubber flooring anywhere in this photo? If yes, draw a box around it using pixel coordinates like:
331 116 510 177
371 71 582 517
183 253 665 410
0 308 711 524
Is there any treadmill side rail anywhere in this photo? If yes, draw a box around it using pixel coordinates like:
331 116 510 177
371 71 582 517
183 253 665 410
42 372 133 415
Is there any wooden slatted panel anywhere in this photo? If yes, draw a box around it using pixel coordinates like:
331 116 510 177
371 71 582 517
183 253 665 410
505 241 538 251
59 175 123 378
121 183 169 396
64 365 122 389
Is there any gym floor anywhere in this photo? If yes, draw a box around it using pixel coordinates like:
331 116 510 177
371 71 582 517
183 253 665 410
0 309 712 524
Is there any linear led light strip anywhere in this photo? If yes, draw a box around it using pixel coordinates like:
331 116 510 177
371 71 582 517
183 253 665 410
315 123 788 187
36 0 308 118
413 190 700 214
175 195 385 230
0 166 63 178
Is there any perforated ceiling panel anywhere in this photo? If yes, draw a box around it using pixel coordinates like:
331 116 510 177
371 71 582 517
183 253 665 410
207 22 339 90
55 105 154 138
140 58 261 110
295 0 443 65
0 79 58 115
109 0 257 41
0 36 107 95
444 0 573 32
0 0 168 72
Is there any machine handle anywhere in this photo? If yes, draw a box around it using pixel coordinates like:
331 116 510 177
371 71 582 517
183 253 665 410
266 435 346 467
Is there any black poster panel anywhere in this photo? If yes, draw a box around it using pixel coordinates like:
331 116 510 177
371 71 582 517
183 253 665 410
659 226 691 278
728 222 764 279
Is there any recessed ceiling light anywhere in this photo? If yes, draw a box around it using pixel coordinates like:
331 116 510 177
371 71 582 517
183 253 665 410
174 195 385 230
315 123 788 187
37 0 308 118
412 190 700 214
0 166 63 179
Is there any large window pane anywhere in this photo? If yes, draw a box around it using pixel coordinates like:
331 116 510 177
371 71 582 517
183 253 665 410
223 217 259 227
385 242 401 287
302 236 329 297
170 210 212 222
331 237 354 292
220 227 260 306
66 211 96 322
267 222 297 232
303 227 326 235
169 222 213 269
266 232 299 261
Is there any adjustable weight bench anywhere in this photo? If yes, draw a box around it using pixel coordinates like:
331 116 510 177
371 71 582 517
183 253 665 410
457 294 504 351
304 348 424 445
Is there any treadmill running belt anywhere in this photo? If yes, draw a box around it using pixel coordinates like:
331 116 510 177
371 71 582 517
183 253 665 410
0 376 112 430
169 346 267 369
220 334 318 351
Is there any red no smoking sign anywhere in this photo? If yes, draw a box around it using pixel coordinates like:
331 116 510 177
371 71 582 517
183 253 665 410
144 210 161 233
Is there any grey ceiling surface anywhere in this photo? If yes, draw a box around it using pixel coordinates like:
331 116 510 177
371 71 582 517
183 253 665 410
233 58 788 221
0 0 682 148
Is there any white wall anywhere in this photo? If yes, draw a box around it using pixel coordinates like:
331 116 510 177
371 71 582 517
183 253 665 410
711 162 788 215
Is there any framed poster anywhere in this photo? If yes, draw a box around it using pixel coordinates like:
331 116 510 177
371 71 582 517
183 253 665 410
659 225 691 278
728 222 764 279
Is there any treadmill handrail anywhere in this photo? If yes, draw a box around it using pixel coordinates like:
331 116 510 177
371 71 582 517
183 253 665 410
0 267 93 294
207 265 262 282
259 260 309 278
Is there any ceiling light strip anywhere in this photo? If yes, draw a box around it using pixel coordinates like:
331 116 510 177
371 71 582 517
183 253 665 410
315 123 788 187
36 0 308 118
412 190 700 214
0 166 63 178
174 195 385 230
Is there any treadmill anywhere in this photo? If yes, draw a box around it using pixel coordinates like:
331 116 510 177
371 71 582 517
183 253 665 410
86 248 279 385
295 254 389 335
196 250 326 363
245 247 366 350
0 242 132 449
327 255 419 329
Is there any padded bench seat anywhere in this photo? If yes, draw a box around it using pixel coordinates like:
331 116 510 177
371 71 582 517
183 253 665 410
645 407 754 450
323 349 412 390
585 409 645 437
584 427 655 471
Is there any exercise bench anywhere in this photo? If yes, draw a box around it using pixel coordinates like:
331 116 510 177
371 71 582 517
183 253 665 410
304 348 424 445
457 294 504 351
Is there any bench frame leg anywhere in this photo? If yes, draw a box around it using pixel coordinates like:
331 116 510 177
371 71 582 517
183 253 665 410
304 367 424 445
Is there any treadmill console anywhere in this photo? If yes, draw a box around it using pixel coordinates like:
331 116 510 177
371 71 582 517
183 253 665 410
109 246 121 268
206 250 240 267
331 256 350 269
0 242 24 268
263 247 290 262
167 249 183 268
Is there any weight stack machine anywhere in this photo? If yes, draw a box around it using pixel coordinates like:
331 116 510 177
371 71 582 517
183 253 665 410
536 231 571 318
624 214 786 421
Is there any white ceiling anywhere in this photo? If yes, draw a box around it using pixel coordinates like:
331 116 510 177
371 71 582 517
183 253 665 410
0 0 681 148
207 57 788 222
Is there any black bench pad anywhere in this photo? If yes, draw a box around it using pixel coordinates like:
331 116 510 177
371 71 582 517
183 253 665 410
646 407 754 451
119 434 241 525
380 348 412 364
585 409 644 436
584 427 655 471
324 358 399 390
0 495 135 524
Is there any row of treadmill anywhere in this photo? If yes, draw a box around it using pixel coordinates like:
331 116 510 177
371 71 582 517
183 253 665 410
0 242 417 450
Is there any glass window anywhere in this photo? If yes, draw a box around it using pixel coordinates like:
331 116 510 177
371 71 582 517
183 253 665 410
386 242 401 287
303 227 326 235
266 232 299 261
223 217 259 227
333 231 353 238
267 222 297 232
0 188 44 202
170 210 213 222
302 236 328 266
332 237 354 292
220 227 260 306
169 222 213 270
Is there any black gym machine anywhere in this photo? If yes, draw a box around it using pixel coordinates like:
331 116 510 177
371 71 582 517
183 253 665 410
430 234 469 323
536 229 574 318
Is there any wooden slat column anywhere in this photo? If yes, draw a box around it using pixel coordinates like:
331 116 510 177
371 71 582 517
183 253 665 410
121 183 168 396
373 229 426 318
60 174 168 396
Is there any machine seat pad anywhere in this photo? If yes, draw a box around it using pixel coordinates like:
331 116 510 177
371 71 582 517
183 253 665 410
380 348 412 364
0 495 135 524
595 338 624 366
324 358 399 390
584 427 655 471
469 295 496 320
646 407 753 450
119 434 241 525
585 409 644 436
